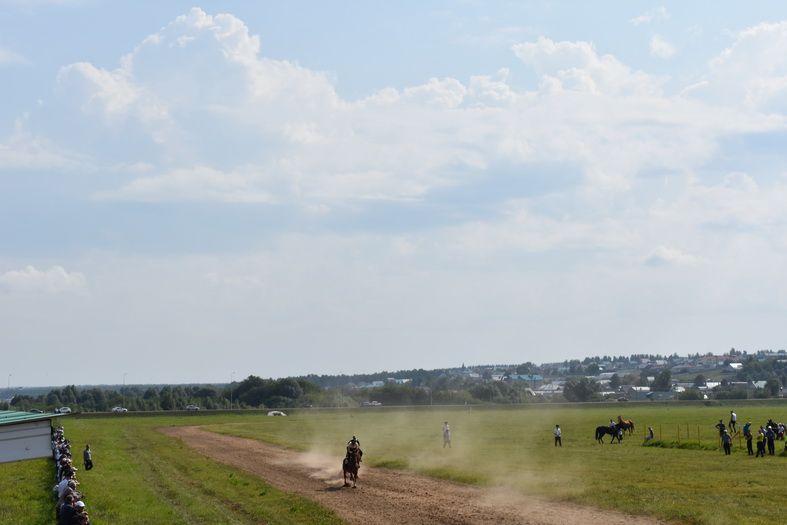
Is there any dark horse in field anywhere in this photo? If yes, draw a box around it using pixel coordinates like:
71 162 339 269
617 416 635 436
596 425 623 444
343 448 361 488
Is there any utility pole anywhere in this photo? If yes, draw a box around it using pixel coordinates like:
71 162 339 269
123 372 127 408
230 371 235 410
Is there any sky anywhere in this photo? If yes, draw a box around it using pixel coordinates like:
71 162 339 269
2 2 787 387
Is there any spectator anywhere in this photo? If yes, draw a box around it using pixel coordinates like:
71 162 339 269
745 428 754 456
729 410 737 433
644 426 655 443
756 427 766 457
83 445 93 471
59 495 77 525
722 430 732 455
74 501 89 525
554 424 562 447
766 426 776 455
442 421 451 448
715 419 726 437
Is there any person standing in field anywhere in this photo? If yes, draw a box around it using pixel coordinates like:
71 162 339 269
715 419 726 437
722 430 732 455
83 444 93 471
756 427 766 457
766 426 776 455
554 424 562 447
644 426 655 443
745 427 754 456
442 421 451 448
729 410 737 433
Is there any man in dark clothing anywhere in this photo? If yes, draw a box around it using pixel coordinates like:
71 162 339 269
715 419 726 437
745 429 754 455
83 444 93 471
59 495 77 525
722 430 732 455
766 426 776 455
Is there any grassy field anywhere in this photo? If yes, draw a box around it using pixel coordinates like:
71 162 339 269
2 401 786 524
205 401 787 524
0 414 344 525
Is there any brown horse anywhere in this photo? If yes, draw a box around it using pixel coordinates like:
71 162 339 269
343 448 361 488
617 416 635 435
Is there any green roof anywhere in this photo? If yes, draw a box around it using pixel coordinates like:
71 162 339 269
0 410 63 427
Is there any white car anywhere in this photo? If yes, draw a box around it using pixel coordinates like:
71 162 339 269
111 406 128 413
267 410 287 416
185 404 200 411
56 407 72 414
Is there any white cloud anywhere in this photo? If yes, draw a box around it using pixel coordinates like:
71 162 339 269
94 165 278 203
512 36 662 95
0 114 81 169
649 35 676 59
695 21 787 112
644 246 698 267
630 7 670 26
22 10 787 208
0 265 86 294
0 47 26 65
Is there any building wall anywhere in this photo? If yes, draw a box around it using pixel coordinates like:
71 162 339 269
0 420 52 463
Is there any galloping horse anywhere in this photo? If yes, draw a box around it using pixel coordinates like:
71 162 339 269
617 416 635 435
596 425 623 444
343 448 361 488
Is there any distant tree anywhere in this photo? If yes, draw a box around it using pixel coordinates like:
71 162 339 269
562 377 600 402
621 373 639 386
693 374 707 387
652 369 672 391
515 362 535 375
678 389 703 401
765 378 781 397
585 363 600 376
609 374 621 390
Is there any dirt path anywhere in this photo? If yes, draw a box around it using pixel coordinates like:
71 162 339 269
162 426 669 525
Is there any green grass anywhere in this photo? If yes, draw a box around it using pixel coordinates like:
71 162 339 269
0 457 53 525
205 401 787 524
3 402 787 524
0 415 345 525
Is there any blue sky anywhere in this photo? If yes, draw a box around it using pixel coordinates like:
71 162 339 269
2 2 787 386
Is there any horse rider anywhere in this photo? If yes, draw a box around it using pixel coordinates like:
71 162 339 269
347 436 363 463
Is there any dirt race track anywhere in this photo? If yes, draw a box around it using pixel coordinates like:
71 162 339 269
163 426 669 525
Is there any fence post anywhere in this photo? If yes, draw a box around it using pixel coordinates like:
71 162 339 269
698 425 700 446
659 425 662 441
677 424 680 444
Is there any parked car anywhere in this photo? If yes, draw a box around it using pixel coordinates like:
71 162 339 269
111 406 128 413
267 410 287 416
55 407 72 414
29 409 43 414
185 404 200 411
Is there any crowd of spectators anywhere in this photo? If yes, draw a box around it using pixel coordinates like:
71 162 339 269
52 426 91 525
718 414 787 457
